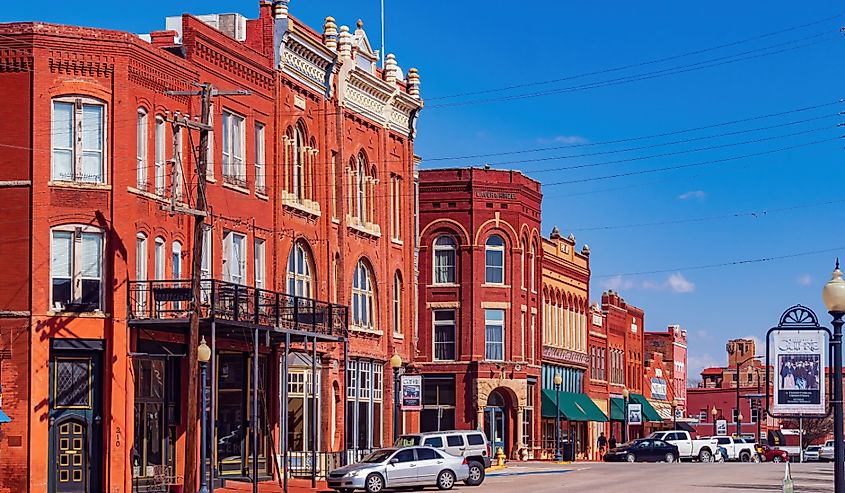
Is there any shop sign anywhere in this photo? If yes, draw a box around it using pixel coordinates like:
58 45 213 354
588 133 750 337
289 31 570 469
716 419 727 435
542 346 589 366
400 375 422 411
650 378 667 401
476 191 516 200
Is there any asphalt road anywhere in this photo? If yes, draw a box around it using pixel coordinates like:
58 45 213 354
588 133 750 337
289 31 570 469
481 462 834 493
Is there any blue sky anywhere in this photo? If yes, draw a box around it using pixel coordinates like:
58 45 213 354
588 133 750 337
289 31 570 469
8 1 844 379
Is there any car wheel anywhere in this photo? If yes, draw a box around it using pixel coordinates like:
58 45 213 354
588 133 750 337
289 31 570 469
366 473 385 493
437 470 456 490
739 451 751 463
626 453 636 463
664 453 675 463
464 461 485 486
698 449 712 463
772 456 783 463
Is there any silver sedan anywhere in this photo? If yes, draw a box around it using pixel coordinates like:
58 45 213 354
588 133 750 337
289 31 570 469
328 447 470 493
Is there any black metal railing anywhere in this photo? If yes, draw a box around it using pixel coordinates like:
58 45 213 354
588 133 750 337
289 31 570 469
286 449 374 479
128 279 348 339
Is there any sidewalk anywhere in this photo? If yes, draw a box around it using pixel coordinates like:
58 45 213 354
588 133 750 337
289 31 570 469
217 477 329 493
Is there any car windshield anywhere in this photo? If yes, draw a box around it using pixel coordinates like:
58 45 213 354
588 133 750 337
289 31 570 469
395 436 421 447
361 450 395 463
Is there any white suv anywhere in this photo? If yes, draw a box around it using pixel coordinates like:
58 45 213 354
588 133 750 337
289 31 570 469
395 430 491 486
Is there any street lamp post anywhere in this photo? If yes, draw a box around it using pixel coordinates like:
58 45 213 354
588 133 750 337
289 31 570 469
622 387 629 443
553 373 563 461
822 260 845 493
390 353 403 442
197 336 211 493
672 399 678 430
711 406 718 436
737 413 743 438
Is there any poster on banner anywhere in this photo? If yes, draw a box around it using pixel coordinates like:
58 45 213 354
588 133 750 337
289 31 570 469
401 375 422 410
771 329 826 416
650 378 667 401
716 419 727 435
628 403 642 425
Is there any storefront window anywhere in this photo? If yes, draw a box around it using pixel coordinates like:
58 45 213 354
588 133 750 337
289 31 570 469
421 375 455 432
346 359 383 450
132 355 179 489
524 380 535 447
287 369 320 451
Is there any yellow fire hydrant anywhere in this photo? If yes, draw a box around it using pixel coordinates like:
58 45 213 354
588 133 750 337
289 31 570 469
495 446 506 467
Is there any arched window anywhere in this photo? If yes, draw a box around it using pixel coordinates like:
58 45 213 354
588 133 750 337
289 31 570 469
393 272 402 335
292 124 306 201
287 241 314 298
520 238 527 289
171 241 182 279
352 259 375 330
154 237 166 280
484 235 505 284
137 108 148 189
529 242 536 292
356 153 368 223
433 235 457 284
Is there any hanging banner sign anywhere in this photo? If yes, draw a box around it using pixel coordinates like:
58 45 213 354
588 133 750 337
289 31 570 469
628 403 642 425
400 375 422 411
770 329 827 416
716 419 727 436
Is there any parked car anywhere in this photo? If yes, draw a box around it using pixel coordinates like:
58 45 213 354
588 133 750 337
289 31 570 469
820 440 835 462
804 445 822 462
327 447 470 493
756 445 789 463
648 430 718 462
709 436 757 462
395 430 490 486
603 438 680 463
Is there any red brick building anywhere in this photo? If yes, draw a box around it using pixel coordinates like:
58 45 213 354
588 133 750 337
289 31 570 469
0 2 422 492
644 325 688 414
586 303 610 451
415 167 543 459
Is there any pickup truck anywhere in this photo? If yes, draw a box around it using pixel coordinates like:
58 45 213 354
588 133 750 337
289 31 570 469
820 440 835 462
712 436 758 462
648 431 718 462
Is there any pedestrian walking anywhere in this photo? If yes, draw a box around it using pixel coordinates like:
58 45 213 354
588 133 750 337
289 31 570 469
597 432 608 458
609 435 617 450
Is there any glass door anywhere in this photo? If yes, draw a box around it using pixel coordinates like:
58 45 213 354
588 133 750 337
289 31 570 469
217 354 246 476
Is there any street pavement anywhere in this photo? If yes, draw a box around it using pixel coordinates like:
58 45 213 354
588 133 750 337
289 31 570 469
481 461 834 492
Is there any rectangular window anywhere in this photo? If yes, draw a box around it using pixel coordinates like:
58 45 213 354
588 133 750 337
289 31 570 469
136 234 147 311
201 226 212 279
391 175 402 241
154 238 165 280
393 277 402 334
254 123 266 195
223 231 247 285
155 117 166 195
484 309 505 361
206 103 215 179
751 407 759 423
331 151 338 220
172 127 183 201
171 243 182 279
732 408 739 423
420 375 456 433
137 110 148 189
524 381 535 447
51 228 103 311
222 110 245 186
254 238 265 290
345 359 383 449
433 310 456 361
52 98 105 183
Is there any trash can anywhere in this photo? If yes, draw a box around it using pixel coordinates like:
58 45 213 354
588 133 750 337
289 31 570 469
562 440 575 461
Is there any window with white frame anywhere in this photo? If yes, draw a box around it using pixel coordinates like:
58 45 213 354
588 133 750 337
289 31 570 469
732 408 739 423
529 243 536 292
433 310 456 361
155 116 166 195
172 127 183 201
201 226 212 280
485 235 505 284
287 368 321 451
254 123 266 195
137 109 148 189
433 236 456 284
390 175 401 240
154 237 165 280
222 110 245 185
485 309 505 360
346 359 384 450
51 97 105 183
206 103 215 179
51 226 104 310
287 241 313 298
292 125 306 201
223 231 247 285
254 238 265 290
524 381 535 447
171 241 182 279
352 259 376 330
393 272 402 335
135 233 147 310
751 407 759 423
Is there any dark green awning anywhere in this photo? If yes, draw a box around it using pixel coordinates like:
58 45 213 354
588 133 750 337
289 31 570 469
630 393 663 422
610 397 625 421
541 389 608 422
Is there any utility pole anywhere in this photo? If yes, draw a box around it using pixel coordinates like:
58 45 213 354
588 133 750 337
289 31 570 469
165 83 248 493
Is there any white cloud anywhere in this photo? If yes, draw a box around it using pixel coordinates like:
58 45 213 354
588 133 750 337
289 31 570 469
678 190 706 201
600 275 635 291
798 274 813 286
537 135 589 145
668 272 695 293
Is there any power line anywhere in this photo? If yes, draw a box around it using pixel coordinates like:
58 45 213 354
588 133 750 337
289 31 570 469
595 245 845 278
427 11 845 101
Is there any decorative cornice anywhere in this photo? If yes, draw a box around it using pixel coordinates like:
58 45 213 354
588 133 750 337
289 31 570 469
279 28 335 98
